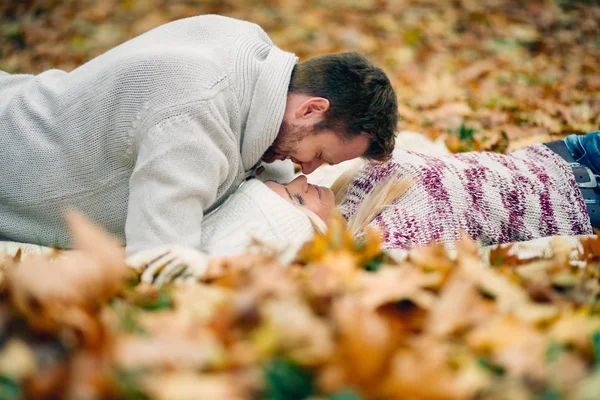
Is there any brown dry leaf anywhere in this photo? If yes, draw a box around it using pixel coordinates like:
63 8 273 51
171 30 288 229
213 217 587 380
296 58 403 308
357 266 439 311
457 59 497 82
141 372 249 400
375 338 480 400
477 109 509 128
532 109 563 133
196 253 281 293
131 11 170 36
329 295 397 387
132 309 213 340
170 283 233 323
254 297 334 366
458 238 562 324
486 241 534 267
301 262 348 301
466 315 547 380
297 212 355 265
397 103 419 122
64 350 113 400
65 210 125 269
549 351 589 389
426 274 492 337
413 74 467 108
456 238 529 311
244 261 300 300
5 210 128 345
321 250 361 283
112 333 225 371
549 311 600 353
422 102 473 123
408 242 455 276
579 234 600 263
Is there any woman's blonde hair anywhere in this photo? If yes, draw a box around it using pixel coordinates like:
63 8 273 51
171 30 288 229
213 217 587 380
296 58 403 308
329 162 412 237
287 161 411 238
290 203 328 235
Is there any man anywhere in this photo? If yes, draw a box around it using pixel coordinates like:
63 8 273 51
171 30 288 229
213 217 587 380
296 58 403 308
0 14 398 255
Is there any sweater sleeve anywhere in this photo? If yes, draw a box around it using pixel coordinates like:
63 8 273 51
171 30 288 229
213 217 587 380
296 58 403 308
125 110 236 255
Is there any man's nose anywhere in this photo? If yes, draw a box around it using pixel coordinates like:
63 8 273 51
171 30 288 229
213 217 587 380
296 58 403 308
301 160 325 174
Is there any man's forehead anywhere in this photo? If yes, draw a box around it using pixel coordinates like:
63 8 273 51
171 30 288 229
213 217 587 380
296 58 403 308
325 133 370 164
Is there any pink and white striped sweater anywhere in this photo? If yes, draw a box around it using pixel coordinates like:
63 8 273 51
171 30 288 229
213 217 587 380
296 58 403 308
339 144 592 250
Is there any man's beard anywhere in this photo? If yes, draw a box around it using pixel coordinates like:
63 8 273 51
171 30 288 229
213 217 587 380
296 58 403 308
261 121 315 163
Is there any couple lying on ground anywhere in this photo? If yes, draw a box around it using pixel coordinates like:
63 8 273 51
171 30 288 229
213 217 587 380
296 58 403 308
228 131 600 254
3 130 598 284
4 13 596 283
129 130 600 284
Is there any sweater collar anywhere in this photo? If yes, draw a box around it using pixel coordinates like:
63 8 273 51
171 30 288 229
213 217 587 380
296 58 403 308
240 46 297 171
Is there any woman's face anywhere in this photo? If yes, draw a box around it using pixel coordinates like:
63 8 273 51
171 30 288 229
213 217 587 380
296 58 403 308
265 175 335 222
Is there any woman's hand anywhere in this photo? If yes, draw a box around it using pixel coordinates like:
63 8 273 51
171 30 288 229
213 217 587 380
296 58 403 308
126 245 209 287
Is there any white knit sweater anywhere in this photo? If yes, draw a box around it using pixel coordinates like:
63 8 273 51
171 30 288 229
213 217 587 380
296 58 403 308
200 179 314 260
0 15 297 254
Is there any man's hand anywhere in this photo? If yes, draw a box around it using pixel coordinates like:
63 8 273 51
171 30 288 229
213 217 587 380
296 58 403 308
126 245 209 287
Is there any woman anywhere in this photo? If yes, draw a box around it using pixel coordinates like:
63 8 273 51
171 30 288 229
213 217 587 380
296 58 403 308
337 133 598 251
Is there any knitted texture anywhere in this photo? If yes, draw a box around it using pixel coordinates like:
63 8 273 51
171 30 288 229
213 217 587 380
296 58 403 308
0 15 298 254
339 144 593 250
201 179 314 261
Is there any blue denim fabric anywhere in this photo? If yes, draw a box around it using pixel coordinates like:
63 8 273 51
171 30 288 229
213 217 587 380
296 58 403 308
563 131 600 204
563 131 600 176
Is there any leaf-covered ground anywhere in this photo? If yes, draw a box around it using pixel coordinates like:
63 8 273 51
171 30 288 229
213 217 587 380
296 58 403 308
2 213 600 399
1 0 599 150
2 1 600 399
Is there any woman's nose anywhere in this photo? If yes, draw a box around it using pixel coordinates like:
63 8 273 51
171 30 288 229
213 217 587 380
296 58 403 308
292 174 309 191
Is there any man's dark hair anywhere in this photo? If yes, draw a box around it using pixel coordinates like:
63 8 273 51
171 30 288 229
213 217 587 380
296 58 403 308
289 52 398 161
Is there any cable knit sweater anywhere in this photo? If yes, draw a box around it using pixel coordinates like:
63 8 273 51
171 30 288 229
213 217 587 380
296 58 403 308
0 15 297 254
340 144 593 250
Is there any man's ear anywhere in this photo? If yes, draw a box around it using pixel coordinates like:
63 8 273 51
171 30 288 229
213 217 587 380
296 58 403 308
295 97 330 120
